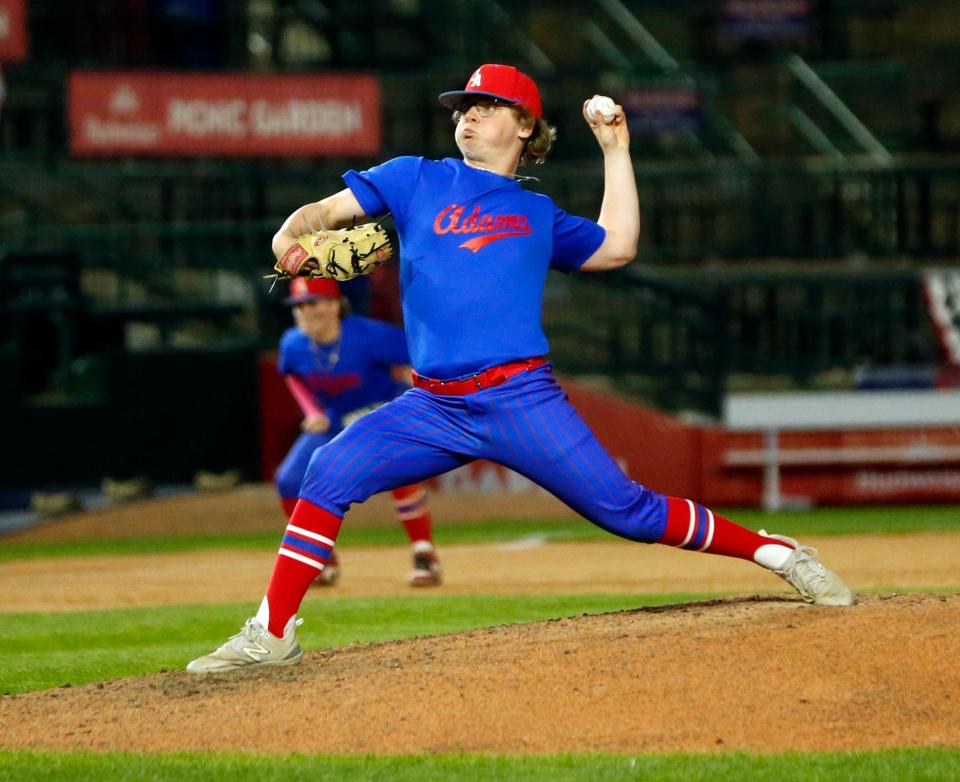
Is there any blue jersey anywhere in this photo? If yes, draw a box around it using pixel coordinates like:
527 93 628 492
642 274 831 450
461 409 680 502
278 315 409 431
343 156 605 378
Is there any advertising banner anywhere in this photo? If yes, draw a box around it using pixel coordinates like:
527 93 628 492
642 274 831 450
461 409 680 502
721 0 814 42
622 86 701 136
69 71 381 157
0 0 27 63
702 427 960 506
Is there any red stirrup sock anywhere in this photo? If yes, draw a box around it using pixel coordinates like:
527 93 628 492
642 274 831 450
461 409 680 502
279 497 298 518
658 496 793 567
392 483 433 544
260 499 342 637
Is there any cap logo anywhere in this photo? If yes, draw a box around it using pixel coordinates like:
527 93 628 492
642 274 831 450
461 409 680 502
292 278 307 295
468 70 482 88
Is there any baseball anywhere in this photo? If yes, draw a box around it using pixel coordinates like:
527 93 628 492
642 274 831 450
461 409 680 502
587 95 617 123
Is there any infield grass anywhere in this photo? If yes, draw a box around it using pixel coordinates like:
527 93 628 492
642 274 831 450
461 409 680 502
1 748 957 781
2 504 959 563
0 592 711 694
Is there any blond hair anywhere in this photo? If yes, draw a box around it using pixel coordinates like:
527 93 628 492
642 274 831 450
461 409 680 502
451 105 557 167
515 108 557 167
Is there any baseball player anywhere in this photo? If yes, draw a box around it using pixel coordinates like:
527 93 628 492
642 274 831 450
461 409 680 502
275 275 441 587
188 63 853 673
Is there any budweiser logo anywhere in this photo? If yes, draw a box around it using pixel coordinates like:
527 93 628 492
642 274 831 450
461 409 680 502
110 85 140 114
433 204 532 252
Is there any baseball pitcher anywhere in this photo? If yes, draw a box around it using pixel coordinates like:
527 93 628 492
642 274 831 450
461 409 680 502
188 64 853 673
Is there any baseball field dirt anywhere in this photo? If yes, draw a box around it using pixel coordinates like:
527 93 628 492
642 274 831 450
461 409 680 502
2 487 958 754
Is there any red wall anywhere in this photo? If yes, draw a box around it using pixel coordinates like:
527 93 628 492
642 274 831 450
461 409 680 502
561 381 703 498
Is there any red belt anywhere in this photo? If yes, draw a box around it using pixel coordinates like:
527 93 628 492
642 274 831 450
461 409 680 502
412 357 546 395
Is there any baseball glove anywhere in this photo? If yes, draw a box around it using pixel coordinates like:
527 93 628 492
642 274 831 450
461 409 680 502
273 223 393 282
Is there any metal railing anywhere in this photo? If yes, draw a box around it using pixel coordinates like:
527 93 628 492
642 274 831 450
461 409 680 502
784 54 893 165
590 0 761 164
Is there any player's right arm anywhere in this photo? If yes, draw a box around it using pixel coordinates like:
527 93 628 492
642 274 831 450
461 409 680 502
272 188 368 261
284 375 331 433
278 329 331 432
578 98 640 272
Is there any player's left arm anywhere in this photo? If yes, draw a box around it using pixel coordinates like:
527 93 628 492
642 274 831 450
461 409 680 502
578 98 640 272
271 188 370 262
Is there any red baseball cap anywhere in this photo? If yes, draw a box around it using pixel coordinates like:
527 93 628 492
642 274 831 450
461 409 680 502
438 64 543 119
284 277 340 305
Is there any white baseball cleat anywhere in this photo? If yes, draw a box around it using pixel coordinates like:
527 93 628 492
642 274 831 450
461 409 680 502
311 551 340 587
761 531 855 606
407 541 442 587
186 616 303 674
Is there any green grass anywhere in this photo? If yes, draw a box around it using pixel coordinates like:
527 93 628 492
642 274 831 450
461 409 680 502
0 532 285 562
723 505 960 537
0 749 957 781
3 505 959 563
0 592 710 694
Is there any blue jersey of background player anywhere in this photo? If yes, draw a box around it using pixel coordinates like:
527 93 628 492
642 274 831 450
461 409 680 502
189 64 853 673
274 276 441 588
278 279 408 435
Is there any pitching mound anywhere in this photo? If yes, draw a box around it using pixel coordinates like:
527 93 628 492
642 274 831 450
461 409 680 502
3 593 958 754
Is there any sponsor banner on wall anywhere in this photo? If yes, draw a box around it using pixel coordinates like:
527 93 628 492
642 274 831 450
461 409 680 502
0 0 28 63
622 86 702 136
69 71 381 157
703 427 960 506
721 0 814 42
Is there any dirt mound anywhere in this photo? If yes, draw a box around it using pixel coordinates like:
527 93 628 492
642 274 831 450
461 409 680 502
3 594 958 754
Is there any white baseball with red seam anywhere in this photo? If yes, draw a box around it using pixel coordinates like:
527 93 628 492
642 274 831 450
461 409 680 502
587 95 617 123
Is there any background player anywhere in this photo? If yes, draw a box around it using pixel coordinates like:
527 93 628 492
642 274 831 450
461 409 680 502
188 63 853 673
275 276 441 587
